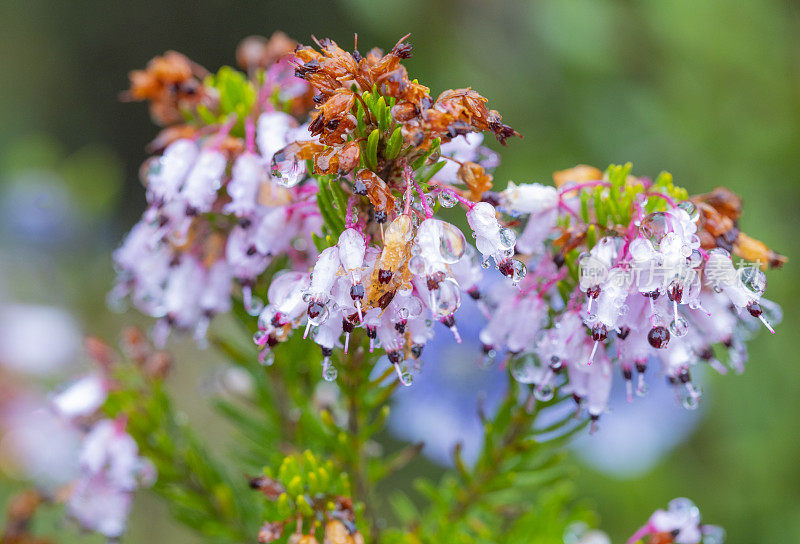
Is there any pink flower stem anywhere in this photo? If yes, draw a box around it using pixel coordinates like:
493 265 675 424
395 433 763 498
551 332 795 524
245 117 256 154
412 178 433 218
211 115 237 150
557 180 609 196
538 269 567 295
627 522 654 544
558 198 581 220
431 183 475 210
646 190 678 208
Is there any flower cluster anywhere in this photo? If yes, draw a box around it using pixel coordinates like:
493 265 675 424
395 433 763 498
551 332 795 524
483 164 783 428
47 333 162 537
116 33 522 382
628 498 725 544
117 34 781 426
112 32 321 347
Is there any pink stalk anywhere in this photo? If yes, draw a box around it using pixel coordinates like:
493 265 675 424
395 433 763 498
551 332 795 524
245 117 256 154
646 190 678 208
211 115 237 150
432 184 475 210
626 523 654 544
537 269 567 296
113 415 128 434
557 180 609 195
412 177 433 218
558 199 581 220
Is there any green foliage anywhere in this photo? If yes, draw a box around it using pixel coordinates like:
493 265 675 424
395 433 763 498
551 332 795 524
380 373 590 544
313 174 349 248
103 364 260 543
198 66 257 136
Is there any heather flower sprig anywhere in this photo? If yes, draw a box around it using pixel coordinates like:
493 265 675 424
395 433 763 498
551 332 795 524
628 498 725 544
486 163 784 430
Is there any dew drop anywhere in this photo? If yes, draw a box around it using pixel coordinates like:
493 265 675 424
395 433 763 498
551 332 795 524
408 255 427 275
245 296 265 316
738 266 767 297
702 526 726 544
510 259 527 286
639 211 670 247
269 146 304 188
510 353 540 384
438 191 457 208
669 316 689 337
322 360 338 381
431 278 462 318
534 383 554 401
498 227 517 250
259 350 275 366
438 222 467 263
677 200 700 222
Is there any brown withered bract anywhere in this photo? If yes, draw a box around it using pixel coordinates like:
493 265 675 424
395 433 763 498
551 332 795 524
237 32 297 71
693 187 786 269
354 170 396 219
293 34 518 156
123 51 208 125
457 161 494 201
734 232 787 269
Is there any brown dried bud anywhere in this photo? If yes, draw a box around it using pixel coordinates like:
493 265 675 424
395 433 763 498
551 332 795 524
391 102 417 123
457 161 493 200
734 232 787 269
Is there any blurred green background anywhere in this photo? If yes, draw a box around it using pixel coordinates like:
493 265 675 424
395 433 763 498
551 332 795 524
1 0 798 542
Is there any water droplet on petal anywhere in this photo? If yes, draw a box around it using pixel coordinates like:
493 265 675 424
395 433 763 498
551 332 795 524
270 145 304 188
400 371 413 386
431 278 462 318
677 200 699 222
498 227 516 250
408 255 427 275
510 353 540 384
639 211 670 247
438 222 467 263
739 266 767 297
534 383 554 401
